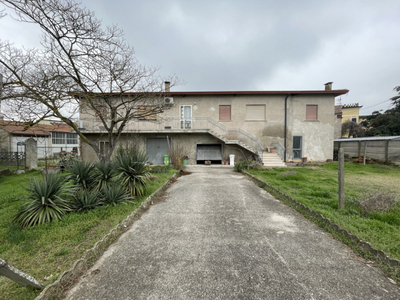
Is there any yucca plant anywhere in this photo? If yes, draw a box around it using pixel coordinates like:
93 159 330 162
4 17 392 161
13 174 72 228
71 188 101 212
67 161 96 190
114 149 151 197
101 184 133 207
94 162 115 191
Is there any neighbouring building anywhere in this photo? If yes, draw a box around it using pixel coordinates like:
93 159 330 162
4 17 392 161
0 120 79 158
341 103 363 123
78 82 348 165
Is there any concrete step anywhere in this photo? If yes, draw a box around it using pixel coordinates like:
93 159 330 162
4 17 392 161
262 152 286 167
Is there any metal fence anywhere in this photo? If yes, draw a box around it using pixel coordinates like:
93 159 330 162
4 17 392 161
0 151 26 168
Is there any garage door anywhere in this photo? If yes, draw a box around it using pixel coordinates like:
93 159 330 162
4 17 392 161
196 144 222 161
146 138 171 164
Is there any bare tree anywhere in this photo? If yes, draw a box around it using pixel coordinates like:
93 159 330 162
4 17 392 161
0 0 177 162
341 120 365 138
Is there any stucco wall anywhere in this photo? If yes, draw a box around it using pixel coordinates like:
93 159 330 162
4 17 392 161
80 93 337 162
81 132 252 164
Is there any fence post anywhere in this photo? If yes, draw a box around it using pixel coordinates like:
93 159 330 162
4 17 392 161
25 138 38 170
338 148 345 209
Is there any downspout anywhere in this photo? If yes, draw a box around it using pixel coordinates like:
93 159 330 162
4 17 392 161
284 94 290 162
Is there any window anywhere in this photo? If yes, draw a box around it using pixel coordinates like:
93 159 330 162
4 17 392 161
52 132 78 144
246 105 265 120
306 105 318 120
351 117 357 123
180 105 192 129
293 136 302 159
66 133 78 144
95 105 108 122
52 132 65 144
219 105 231 121
138 106 157 120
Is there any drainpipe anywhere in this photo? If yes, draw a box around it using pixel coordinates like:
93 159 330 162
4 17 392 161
284 94 290 162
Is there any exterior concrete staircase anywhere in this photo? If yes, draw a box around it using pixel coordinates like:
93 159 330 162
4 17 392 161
262 152 287 167
208 130 262 158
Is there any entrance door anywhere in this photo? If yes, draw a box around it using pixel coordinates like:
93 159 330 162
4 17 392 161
293 136 302 159
146 137 171 164
180 105 192 129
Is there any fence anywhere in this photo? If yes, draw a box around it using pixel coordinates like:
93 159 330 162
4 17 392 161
334 139 400 163
0 151 25 168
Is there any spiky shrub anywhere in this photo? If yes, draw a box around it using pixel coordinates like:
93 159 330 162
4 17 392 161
71 189 101 212
67 161 96 190
101 184 133 207
13 174 71 228
56 154 81 171
94 162 115 190
234 160 252 172
114 149 150 197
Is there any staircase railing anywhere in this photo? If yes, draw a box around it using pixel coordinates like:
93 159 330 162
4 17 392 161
271 141 285 161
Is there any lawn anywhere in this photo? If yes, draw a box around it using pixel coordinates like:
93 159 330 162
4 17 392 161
0 168 177 300
248 163 400 263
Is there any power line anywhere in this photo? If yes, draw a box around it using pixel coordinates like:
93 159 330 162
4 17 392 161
360 99 391 111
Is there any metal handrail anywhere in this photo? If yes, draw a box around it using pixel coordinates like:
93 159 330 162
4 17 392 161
271 140 285 161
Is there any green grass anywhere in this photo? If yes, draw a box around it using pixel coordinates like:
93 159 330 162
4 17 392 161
0 169 176 300
248 163 400 262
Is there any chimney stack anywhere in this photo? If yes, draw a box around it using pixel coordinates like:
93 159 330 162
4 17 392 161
165 81 170 93
324 82 333 91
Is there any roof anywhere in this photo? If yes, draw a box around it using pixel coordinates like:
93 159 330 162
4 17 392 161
0 120 72 136
342 103 363 109
73 89 349 98
165 89 349 97
335 136 400 142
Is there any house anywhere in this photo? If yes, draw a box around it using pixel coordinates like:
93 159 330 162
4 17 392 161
341 103 363 123
78 82 349 165
0 120 79 158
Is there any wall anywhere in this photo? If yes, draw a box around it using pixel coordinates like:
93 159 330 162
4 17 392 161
11 136 49 158
80 132 252 164
342 107 361 123
334 140 400 163
0 129 10 152
288 95 335 161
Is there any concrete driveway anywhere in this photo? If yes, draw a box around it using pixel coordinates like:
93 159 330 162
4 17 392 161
66 166 400 299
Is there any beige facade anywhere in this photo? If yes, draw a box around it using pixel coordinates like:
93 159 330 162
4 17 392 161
341 104 362 123
79 88 348 164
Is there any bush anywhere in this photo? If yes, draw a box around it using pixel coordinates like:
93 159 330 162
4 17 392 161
13 174 72 228
94 162 115 190
101 184 133 206
114 149 151 196
67 161 96 190
352 190 398 215
234 160 252 172
149 165 172 174
56 154 81 171
71 188 101 212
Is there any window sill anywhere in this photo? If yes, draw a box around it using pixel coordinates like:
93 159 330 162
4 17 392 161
304 120 319 122
219 120 232 122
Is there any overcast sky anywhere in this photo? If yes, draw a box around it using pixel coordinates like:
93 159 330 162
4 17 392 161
1 0 399 115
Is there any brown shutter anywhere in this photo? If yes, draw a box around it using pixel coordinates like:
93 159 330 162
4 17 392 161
219 105 231 121
246 105 265 120
306 105 318 120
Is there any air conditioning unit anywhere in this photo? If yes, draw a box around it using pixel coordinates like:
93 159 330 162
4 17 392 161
164 97 174 105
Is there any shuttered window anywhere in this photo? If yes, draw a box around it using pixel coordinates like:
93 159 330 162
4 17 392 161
219 105 231 121
138 106 157 120
246 105 265 120
306 105 318 120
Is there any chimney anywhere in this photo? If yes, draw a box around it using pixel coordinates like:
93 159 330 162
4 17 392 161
165 81 170 93
324 82 333 91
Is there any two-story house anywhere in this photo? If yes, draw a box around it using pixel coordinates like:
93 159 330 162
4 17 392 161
79 82 349 165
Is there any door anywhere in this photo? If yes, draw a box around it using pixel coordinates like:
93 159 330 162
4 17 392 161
180 105 192 129
196 144 222 162
146 137 171 164
293 136 302 159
